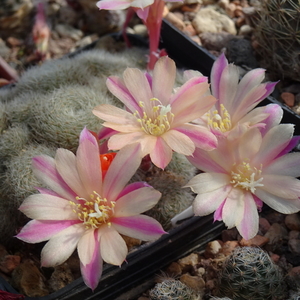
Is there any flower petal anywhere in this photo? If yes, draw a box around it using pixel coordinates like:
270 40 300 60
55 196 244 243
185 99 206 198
80 127 99 147
106 76 142 113
16 219 79 243
114 187 161 217
185 172 230 194
78 230 96 266
108 131 145 150
236 192 259 240
175 124 217 151
210 53 228 100
32 155 76 201
96 0 131 10
103 143 142 201
264 152 300 177
252 124 294 166
255 188 300 214
254 104 283 136
222 188 245 229
99 225 127 266
259 174 300 199
41 223 85 267
152 56 176 105
93 104 137 129
187 147 226 173
192 184 232 216
55 149 89 199
218 64 240 112
19 194 75 220
162 129 195 156
111 215 166 240
80 233 102 291
150 136 173 169
76 138 102 195
116 182 151 199
123 68 153 112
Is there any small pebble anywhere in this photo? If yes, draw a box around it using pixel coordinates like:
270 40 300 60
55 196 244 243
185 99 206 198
285 214 300 231
239 234 269 247
180 273 205 291
281 92 295 107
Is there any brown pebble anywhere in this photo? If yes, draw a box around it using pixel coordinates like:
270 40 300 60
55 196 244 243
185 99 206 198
183 23 197 36
285 213 300 231
6 37 23 47
270 253 280 263
234 5 244 17
259 217 271 234
12 259 49 297
178 253 199 268
181 3 201 12
289 230 300 239
165 262 182 277
48 263 74 292
281 92 295 107
164 12 186 31
225 3 236 18
236 15 246 27
204 240 222 258
190 35 201 45
288 239 300 256
221 227 239 242
286 266 300 290
180 273 205 291
240 234 269 247
0 255 21 274
220 240 239 256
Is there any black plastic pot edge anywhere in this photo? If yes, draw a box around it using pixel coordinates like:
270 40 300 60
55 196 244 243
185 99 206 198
17 215 224 300
160 19 300 135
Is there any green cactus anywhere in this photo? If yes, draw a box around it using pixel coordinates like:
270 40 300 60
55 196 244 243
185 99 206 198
254 0 300 81
132 153 196 230
149 279 200 300
216 247 287 300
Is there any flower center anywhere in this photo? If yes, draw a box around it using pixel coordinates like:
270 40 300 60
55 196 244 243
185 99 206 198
70 191 115 229
134 98 174 136
230 161 264 193
206 104 232 133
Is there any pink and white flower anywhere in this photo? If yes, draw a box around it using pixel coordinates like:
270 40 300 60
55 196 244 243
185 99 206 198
196 53 278 140
185 124 300 240
16 128 165 290
93 56 218 169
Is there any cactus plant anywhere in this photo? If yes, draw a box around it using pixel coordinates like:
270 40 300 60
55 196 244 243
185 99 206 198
254 0 300 81
0 46 197 244
216 247 287 300
149 279 200 300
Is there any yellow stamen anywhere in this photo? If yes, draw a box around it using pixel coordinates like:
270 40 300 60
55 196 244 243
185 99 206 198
69 191 116 229
134 99 174 136
230 161 264 193
206 104 232 133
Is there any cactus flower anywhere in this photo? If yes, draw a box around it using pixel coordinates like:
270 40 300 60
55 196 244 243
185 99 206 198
196 53 278 140
93 56 218 169
185 124 300 240
16 128 165 290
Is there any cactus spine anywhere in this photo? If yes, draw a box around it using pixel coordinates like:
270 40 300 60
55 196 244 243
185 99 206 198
216 247 287 300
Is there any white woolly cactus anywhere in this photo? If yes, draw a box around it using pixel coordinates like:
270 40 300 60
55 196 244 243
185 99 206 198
0 144 57 244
